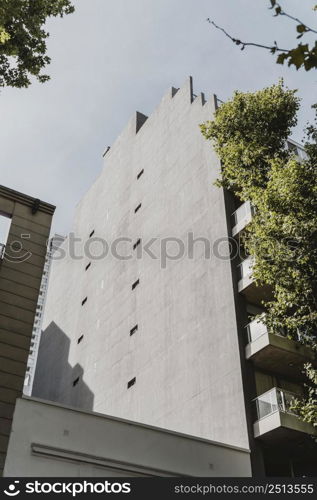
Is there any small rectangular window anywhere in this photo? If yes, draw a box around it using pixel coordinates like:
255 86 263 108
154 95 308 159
130 324 138 336
137 169 144 180
134 203 142 213
132 279 139 291
77 335 84 344
89 230 95 238
73 377 80 387
85 262 91 271
133 238 141 250
81 297 88 306
127 377 136 389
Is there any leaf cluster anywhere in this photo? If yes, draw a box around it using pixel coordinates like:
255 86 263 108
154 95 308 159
208 2 317 71
0 0 74 88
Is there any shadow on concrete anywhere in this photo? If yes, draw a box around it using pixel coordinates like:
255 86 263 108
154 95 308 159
32 322 94 411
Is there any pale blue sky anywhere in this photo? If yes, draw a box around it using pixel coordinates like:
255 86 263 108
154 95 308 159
0 0 316 234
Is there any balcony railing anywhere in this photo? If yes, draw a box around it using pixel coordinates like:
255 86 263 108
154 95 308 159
253 387 300 421
237 256 253 281
246 315 287 343
246 315 267 342
237 255 273 303
247 316 309 346
232 201 255 236
287 140 307 161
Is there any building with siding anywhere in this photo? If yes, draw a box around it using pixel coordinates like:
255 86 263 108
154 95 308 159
0 186 55 476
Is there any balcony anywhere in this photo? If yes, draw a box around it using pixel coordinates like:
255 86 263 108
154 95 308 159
237 256 254 288
245 317 315 380
232 201 255 237
287 140 307 161
253 388 317 442
237 257 272 305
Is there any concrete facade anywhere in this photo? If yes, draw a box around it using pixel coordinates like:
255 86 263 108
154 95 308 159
33 78 317 476
33 78 250 451
4 397 251 477
0 186 55 476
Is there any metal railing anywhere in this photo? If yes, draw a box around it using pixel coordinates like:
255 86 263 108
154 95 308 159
237 256 254 281
246 315 267 342
232 201 255 231
246 315 290 343
253 387 300 421
286 140 307 161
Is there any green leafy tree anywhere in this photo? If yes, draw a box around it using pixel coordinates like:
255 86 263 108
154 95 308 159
208 1 317 71
201 82 317 426
292 364 317 428
0 0 75 88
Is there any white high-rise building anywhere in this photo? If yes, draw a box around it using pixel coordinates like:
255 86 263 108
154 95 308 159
24 234 65 396
33 78 317 477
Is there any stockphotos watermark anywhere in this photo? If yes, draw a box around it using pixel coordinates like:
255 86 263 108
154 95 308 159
1 232 299 269
3 480 131 497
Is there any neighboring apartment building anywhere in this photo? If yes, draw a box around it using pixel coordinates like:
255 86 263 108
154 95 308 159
0 185 55 476
24 234 65 396
33 78 317 477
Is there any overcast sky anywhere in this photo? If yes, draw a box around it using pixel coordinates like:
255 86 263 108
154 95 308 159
0 0 316 235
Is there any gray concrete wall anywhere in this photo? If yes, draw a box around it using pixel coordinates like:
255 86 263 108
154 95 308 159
34 77 250 450
33 322 94 409
0 186 55 475
4 397 251 477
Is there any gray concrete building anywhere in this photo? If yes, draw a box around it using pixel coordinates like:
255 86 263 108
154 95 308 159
0 186 55 476
33 78 317 477
4 397 251 477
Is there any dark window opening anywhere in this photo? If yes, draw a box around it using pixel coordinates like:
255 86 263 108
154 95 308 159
134 203 142 213
77 335 84 344
137 169 144 180
130 324 138 336
127 377 136 389
89 230 95 238
81 297 88 306
132 279 139 290
85 262 91 271
133 238 141 250
73 377 80 387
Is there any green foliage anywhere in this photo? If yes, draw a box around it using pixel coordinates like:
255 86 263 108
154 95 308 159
209 2 317 71
0 0 75 88
277 42 317 71
292 364 317 427
270 1 317 70
200 82 299 195
201 83 317 425
248 155 317 343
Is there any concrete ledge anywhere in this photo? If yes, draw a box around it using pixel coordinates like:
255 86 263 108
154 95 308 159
0 185 55 215
254 411 317 441
246 333 315 379
4 397 252 477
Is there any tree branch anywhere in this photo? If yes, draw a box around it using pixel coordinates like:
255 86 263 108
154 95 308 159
207 19 289 53
272 2 317 35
